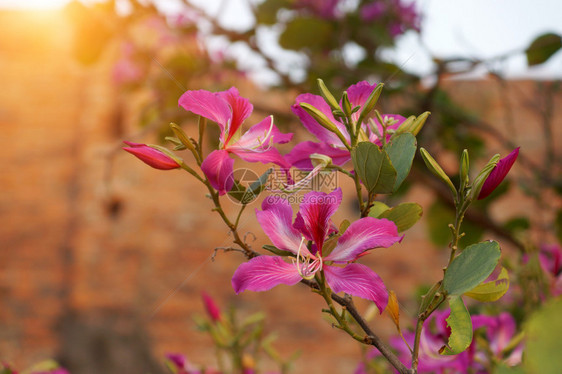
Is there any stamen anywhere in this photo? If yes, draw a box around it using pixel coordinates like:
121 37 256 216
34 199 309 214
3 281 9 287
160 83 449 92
275 164 324 193
294 237 322 280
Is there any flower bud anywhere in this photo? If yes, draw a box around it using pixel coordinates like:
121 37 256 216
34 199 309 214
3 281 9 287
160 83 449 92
123 141 181 170
317 78 341 112
201 292 221 322
476 147 520 200
420 148 457 197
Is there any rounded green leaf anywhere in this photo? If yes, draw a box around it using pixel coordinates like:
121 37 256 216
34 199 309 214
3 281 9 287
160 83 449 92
279 17 333 51
464 266 509 302
524 297 562 374
351 142 397 194
526 32 562 66
443 241 501 296
367 201 390 218
378 203 423 232
440 295 473 355
384 133 417 191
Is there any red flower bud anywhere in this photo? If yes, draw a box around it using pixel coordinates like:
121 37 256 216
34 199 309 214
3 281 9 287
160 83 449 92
123 141 180 170
478 147 519 200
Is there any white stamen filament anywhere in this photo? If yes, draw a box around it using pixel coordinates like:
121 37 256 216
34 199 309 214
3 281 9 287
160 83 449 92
276 164 324 193
293 237 323 280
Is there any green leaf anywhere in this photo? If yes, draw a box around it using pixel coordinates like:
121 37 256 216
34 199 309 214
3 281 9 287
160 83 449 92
440 295 472 355
368 201 390 218
526 32 562 66
351 142 397 194
256 0 290 24
384 133 417 191
493 364 525 374
464 266 509 302
228 169 273 204
263 245 293 257
524 297 562 374
443 241 501 296
279 17 333 51
378 203 423 232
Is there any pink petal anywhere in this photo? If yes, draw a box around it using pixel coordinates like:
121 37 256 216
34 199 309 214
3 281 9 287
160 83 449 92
292 93 349 146
367 114 406 145
297 189 342 253
257 197 310 256
325 217 401 263
478 147 519 199
218 87 253 144
178 89 231 135
232 256 302 294
345 81 378 122
230 116 293 150
201 149 234 195
284 141 351 170
324 263 388 312
123 141 180 170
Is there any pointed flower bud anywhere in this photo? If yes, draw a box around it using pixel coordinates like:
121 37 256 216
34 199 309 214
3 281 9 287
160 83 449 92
420 148 457 197
317 78 341 112
201 292 221 322
123 141 181 170
477 147 520 200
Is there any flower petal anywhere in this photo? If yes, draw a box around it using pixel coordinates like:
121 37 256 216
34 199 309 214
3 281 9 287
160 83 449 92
231 116 293 150
325 217 401 263
178 89 231 135
292 93 349 146
123 141 180 170
324 263 388 312
201 149 234 195
478 147 520 199
346 81 378 123
257 196 308 256
218 87 253 144
284 141 351 170
297 189 342 252
232 256 302 294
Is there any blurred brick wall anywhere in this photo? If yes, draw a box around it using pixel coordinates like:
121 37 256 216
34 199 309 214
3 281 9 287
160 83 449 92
0 8 560 374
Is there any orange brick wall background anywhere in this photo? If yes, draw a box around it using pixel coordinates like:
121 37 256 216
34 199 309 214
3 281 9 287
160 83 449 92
0 9 560 374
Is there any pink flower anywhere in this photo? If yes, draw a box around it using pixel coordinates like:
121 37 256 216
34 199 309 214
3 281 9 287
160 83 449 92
390 311 523 373
179 88 293 195
478 147 520 199
201 292 221 322
231 188 402 312
285 81 406 169
123 141 181 170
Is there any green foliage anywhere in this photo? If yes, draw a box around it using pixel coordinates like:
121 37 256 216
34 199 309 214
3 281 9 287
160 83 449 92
443 241 501 296
524 297 562 374
464 266 509 302
279 17 333 51
256 0 291 25
440 295 472 355
228 169 273 205
384 133 417 191
525 32 562 66
370 203 423 233
351 142 397 194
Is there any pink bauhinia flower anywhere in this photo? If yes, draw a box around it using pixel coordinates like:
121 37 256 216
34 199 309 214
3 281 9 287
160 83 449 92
477 147 520 200
389 311 523 373
285 81 406 169
123 141 181 170
179 88 293 195
231 188 402 312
